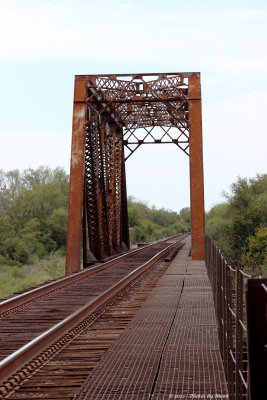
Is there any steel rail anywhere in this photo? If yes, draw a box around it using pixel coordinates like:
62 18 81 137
0 238 184 386
0 235 186 318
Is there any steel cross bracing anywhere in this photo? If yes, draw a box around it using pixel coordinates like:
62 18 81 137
66 73 205 275
86 74 190 160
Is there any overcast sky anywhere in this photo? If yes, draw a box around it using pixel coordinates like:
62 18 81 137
0 0 266 212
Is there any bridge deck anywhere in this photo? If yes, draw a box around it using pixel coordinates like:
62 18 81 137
74 240 228 400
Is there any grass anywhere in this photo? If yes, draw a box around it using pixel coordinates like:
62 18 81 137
1 254 265 300
0 256 65 300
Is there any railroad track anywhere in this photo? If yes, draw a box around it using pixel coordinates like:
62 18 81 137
0 235 186 398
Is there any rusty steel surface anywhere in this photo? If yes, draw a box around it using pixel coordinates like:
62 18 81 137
66 72 205 274
6 250 175 400
66 94 87 275
188 74 205 260
73 241 227 399
0 237 184 395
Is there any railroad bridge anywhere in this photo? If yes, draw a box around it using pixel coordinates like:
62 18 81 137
0 73 266 400
66 73 204 274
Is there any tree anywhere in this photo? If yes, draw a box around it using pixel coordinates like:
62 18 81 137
206 174 267 273
242 227 267 276
0 167 69 265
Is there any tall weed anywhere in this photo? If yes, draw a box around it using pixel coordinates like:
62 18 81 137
0 257 65 299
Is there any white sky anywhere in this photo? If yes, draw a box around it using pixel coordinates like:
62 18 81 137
0 0 266 211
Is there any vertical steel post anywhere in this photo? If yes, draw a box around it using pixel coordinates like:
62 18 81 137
222 259 227 369
188 73 205 260
218 255 223 355
121 138 130 249
235 268 244 400
246 279 267 400
215 251 219 314
66 78 87 275
226 264 234 398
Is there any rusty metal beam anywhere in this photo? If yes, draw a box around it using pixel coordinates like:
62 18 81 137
120 140 130 249
188 73 205 260
66 79 87 275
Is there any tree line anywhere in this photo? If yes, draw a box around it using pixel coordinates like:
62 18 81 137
128 196 190 243
0 167 190 266
0 167 266 276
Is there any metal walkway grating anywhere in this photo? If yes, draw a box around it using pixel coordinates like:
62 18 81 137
74 242 228 400
152 261 228 399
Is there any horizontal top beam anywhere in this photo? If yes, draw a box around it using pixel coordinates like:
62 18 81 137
86 97 200 103
75 72 200 79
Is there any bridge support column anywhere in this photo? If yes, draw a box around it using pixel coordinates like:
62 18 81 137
66 78 87 275
188 73 205 260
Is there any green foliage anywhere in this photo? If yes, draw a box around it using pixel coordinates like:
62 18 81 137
45 252 65 280
48 207 68 248
0 257 65 299
128 196 190 244
0 167 69 265
128 205 142 227
205 203 234 261
206 174 267 274
11 266 26 280
242 227 267 276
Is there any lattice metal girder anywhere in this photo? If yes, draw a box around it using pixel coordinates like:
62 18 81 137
84 73 191 131
116 101 189 129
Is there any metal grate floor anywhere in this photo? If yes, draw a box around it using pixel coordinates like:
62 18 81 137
74 242 228 400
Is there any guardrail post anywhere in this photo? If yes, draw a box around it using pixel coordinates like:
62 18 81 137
222 258 227 369
235 268 244 400
226 263 234 397
246 278 267 400
218 254 223 355
215 252 220 321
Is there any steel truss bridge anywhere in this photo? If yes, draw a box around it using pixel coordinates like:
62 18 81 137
0 73 266 400
66 72 205 274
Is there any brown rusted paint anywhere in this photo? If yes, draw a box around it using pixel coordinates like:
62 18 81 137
107 127 116 252
121 141 130 248
66 79 87 275
67 72 205 269
74 78 88 102
188 73 205 260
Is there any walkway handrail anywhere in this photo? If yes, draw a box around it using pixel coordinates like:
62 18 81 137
205 235 267 400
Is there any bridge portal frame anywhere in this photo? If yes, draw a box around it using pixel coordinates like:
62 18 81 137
66 72 205 275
